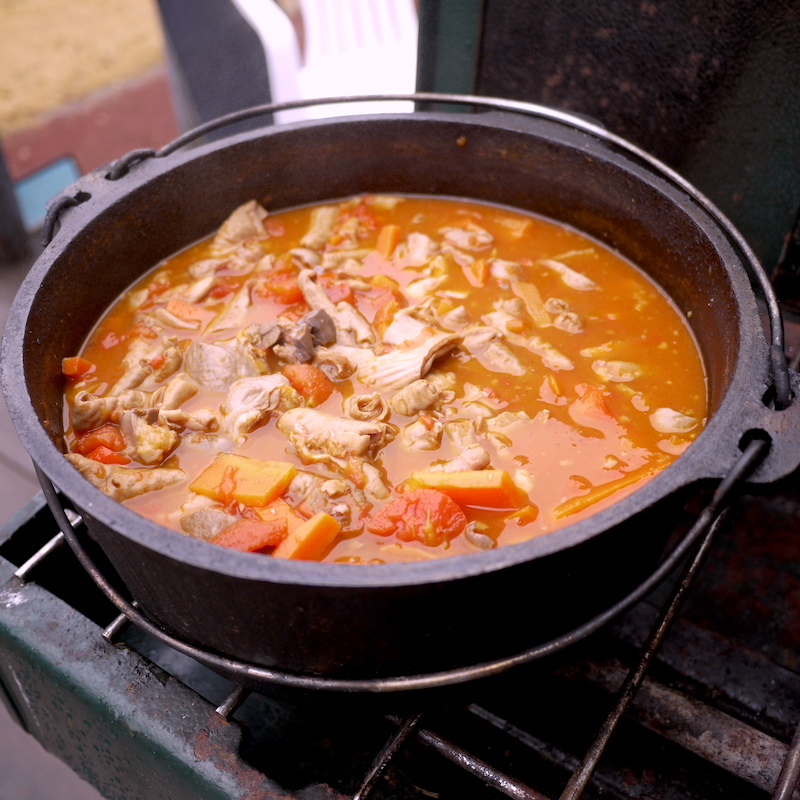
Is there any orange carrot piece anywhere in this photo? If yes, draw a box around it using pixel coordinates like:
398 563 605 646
254 497 306 534
271 512 342 561
506 504 539 526
553 456 669 519
376 224 400 258
61 356 95 379
210 518 289 551
282 363 335 406
408 470 524 509
189 453 297 507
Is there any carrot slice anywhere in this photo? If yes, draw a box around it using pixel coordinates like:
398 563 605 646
376 224 400 258
210 518 289 551
408 470 524 509
271 512 342 560
61 356 95 379
254 497 306 534
553 456 669 519
189 453 297 507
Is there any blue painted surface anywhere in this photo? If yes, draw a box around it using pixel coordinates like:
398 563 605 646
14 157 80 230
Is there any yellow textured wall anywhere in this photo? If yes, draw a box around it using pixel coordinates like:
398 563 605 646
0 0 166 133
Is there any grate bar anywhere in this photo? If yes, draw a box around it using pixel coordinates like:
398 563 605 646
559 509 727 799
387 714 551 800
353 713 422 800
13 532 65 581
215 684 251 719
773 719 800 799
13 507 81 582
559 437 768 798
102 610 133 644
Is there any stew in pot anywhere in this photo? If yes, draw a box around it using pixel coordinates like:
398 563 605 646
62 195 707 563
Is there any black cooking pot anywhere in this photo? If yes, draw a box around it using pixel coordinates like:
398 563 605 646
4 96 800 690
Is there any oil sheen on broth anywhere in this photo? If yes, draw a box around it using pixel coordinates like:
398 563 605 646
62 195 707 563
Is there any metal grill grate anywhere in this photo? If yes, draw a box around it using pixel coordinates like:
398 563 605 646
3 477 800 799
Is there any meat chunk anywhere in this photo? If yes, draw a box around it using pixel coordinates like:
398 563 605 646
300 205 338 249
433 444 491 472
462 326 526 376
401 418 443 450
184 324 274 392
439 223 493 251
539 258 597 291
211 200 268 254
356 331 462 391
109 337 183 395
66 453 185 502
278 408 396 466
181 507 239 540
72 376 199 433
221 375 303 437
297 269 376 346
344 392 391 422
389 378 454 416
119 408 181 465
277 407 396 499
205 280 254 334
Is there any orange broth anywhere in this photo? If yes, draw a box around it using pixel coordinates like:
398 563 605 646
63 195 707 563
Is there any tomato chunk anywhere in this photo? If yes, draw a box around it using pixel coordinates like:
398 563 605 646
367 489 467 547
282 364 334 406
254 270 304 304
74 423 127 455
85 446 130 465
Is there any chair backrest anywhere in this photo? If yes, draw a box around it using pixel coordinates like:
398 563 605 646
233 0 418 120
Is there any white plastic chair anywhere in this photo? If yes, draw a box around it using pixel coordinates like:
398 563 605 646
230 0 418 122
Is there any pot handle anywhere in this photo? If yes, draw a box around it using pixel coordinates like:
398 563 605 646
33 439 767 694
48 92 795 414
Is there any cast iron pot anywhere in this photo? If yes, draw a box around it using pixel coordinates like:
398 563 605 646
4 96 800 691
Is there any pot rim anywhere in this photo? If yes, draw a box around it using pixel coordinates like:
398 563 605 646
0 97 776 590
